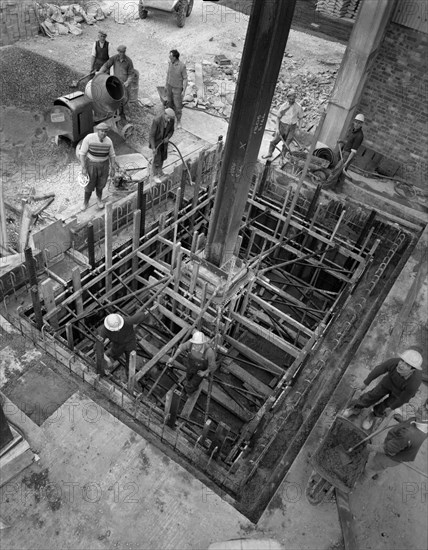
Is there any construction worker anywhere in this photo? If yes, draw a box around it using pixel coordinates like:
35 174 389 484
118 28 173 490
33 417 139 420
149 108 175 183
79 122 116 210
262 88 304 160
165 49 188 129
97 45 135 120
325 113 365 191
343 349 423 430
90 30 110 73
362 401 428 482
167 331 216 394
98 312 146 373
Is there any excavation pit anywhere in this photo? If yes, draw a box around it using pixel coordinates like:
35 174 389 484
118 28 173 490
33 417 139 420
2 154 422 521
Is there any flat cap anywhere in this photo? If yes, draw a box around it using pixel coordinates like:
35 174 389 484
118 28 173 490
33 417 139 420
96 122 109 130
117 45 127 52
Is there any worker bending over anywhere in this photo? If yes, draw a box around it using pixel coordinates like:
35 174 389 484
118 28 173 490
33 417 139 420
168 331 216 394
344 349 423 430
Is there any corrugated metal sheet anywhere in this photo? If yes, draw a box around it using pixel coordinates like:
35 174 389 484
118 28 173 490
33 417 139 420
392 0 428 34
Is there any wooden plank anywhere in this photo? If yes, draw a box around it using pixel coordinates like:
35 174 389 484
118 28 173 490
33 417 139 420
247 305 308 347
223 335 283 375
257 277 324 316
181 386 202 419
221 356 272 396
231 312 300 357
105 201 113 292
161 287 218 325
250 294 314 336
335 489 359 550
202 380 252 422
127 350 137 393
195 62 204 100
156 303 191 330
0 448 34 488
137 251 170 275
71 266 84 316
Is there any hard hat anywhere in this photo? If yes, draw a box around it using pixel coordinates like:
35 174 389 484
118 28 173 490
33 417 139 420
117 45 127 52
164 108 176 119
287 88 297 97
399 349 423 371
77 172 89 187
190 331 207 345
354 113 365 122
96 122 109 131
104 314 124 332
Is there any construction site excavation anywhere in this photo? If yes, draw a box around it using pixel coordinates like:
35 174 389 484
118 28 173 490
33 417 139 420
3 143 421 519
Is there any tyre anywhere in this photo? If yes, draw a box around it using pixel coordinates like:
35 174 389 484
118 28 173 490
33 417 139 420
138 2 148 19
176 0 187 27
311 169 328 184
186 0 194 17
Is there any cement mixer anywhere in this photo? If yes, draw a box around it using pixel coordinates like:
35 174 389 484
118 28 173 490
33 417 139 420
46 72 135 144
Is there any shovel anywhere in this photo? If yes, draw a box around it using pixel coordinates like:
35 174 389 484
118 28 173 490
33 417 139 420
336 410 396 465
71 72 94 88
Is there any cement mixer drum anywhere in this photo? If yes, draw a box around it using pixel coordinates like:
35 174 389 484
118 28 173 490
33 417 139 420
85 74 125 115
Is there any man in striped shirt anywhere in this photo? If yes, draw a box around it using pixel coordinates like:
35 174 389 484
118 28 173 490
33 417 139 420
79 122 116 210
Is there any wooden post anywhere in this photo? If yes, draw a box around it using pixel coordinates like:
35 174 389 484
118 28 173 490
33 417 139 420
24 247 38 286
190 150 204 230
30 285 43 330
105 202 113 293
132 210 141 291
87 223 95 269
41 279 58 329
95 335 105 376
179 163 186 210
127 350 137 393
174 188 181 222
0 187 8 253
137 180 146 238
71 267 84 316
66 323 74 350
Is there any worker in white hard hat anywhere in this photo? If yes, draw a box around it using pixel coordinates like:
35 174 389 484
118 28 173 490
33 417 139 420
98 311 146 373
262 88 304 160
325 112 365 192
149 108 176 183
343 348 424 430
362 400 428 483
167 330 217 394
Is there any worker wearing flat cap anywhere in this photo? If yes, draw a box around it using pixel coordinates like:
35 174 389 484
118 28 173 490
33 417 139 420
98 311 147 373
325 113 365 191
362 400 428 483
90 30 110 73
149 108 176 183
167 331 217 394
263 88 304 160
79 122 116 210
343 348 423 430
97 45 136 120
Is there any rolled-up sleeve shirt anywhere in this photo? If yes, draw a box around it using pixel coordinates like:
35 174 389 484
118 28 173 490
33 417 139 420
100 54 134 85
166 60 188 89
278 102 304 125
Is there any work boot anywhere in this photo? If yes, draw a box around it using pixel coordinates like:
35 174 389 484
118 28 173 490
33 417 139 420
342 407 359 418
362 411 375 430
262 153 273 160
81 201 89 211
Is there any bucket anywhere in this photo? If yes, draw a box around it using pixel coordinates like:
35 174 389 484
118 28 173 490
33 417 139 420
85 74 125 115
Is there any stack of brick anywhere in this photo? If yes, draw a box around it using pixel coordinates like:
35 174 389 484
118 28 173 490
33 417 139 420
0 0 39 46
316 0 361 20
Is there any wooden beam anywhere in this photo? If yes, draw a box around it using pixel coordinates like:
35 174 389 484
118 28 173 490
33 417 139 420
250 293 314 337
223 335 283 376
71 267 84 316
181 387 202 419
137 251 170 275
231 312 300 357
105 202 113 292
257 277 325 316
41 279 58 330
221 356 272 397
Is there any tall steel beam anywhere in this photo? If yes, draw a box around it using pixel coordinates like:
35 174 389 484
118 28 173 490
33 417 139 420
206 0 298 267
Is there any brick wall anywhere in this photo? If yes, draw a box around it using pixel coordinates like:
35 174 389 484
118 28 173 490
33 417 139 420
0 0 83 47
358 22 428 191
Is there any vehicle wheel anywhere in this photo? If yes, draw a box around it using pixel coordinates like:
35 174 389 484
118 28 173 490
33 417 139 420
311 169 328 184
176 0 187 27
139 2 148 19
186 0 194 17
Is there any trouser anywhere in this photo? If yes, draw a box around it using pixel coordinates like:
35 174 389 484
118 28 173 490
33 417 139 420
166 84 183 122
152 142 168 176
325 150 350 190
352 382 396 417
84 160 109 203
268 123 297 155
110 345 134 373
184 355 207 394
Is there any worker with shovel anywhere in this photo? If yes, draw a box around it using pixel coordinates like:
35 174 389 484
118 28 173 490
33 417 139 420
167 331 216 395
362 401 428 483
262 89 303 160
343 349 423 430
90 30 110 73
324 113 365 192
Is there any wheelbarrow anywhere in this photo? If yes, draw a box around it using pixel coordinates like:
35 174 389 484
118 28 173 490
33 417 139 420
306 416 369 505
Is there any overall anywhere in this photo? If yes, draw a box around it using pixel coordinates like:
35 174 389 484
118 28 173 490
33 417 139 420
185 351 208 394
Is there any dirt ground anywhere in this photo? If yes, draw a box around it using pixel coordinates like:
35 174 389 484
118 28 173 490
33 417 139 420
0 0 345 248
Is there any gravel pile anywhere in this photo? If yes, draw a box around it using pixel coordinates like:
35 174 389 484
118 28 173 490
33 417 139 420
0 45 82 112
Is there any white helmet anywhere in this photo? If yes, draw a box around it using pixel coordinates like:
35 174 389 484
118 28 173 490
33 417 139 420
354 113 365 122
104 314 124 332
399 349 423 371
190 331 207 345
